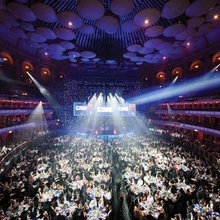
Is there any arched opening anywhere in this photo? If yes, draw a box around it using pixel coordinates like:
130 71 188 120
172 67 183 81
190 60 203 72
212 52 220 64
41 68 51 86
156 71 165 86
0 52 14 79
21 61 34 84
0 52 13 64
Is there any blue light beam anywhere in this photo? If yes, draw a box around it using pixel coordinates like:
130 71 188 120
128 65 220 105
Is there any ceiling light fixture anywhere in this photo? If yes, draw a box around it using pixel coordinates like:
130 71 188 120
68 21 72 26
187 42 190 46
144 19 149 24
194 65 199 68
163 56 166 60
214 14 219 20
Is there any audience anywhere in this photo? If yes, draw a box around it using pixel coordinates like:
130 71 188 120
0 132 219 220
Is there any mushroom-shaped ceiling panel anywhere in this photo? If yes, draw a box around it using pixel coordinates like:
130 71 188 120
186 17 204 29
77 0 105 20
36 27 57 40
0 10 19 28
163 24 186 38
49 44 66 52
96 15 119 32
138 47 154 55
81 51 96 58
26 32 47 42
78 24 95 34
145 25 164 37
144 39 163 49
57 11 83 29
111 0 134 16
161 0 190 19
134 8 160 27
196 23 214 36
20 22 35 32
127 44 142 52
39 43 49 49
60 41 75 50
175 29 197 40
10 27 27 39
186 0 217 17
31 3 57 23
123 52 137 59
54 28 76 40
121 19 140 33
68 51 81 58
205 5 220 22
7 2 37 22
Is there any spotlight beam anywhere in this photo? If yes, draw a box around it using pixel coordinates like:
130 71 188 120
171 76 178 84
128 65 220 105
26 71 63 115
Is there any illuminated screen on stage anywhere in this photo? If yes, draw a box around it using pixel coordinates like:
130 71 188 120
73 102 136 117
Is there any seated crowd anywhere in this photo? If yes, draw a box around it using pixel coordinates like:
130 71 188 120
0 136 113 220
0 133 219 220
150 128 220 160
115 136 220 220
0 144 14 162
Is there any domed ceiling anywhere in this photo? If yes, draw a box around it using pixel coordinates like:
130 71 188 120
0 0 220 75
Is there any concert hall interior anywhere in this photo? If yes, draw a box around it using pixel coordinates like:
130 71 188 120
0 0 220 220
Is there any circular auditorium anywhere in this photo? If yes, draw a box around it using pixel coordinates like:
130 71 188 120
0 0 220 220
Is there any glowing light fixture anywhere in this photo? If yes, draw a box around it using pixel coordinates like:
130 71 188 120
68 21 72 26
144 19 149 24
194 65 199 69
214 14 219 20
